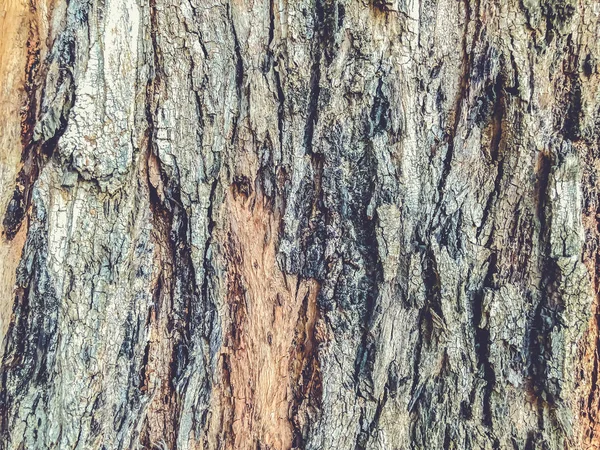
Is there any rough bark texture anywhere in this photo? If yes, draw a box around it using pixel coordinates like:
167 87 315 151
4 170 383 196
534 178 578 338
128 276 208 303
1 0 600 449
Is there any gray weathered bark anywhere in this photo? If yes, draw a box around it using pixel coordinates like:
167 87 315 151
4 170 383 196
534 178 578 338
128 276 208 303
1 0 600 449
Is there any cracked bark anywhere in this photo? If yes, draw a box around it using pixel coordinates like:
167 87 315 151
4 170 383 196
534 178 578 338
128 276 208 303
1 0 600 449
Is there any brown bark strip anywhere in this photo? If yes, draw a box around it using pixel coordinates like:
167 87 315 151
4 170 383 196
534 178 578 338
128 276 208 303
139 148 183 449
289 278 323 448
139 202 178 448
0 0 56 357
567 9 600 445
206 185 322 450
578 144 600 449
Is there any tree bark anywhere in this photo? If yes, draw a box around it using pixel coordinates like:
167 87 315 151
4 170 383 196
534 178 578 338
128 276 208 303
1 0 600 448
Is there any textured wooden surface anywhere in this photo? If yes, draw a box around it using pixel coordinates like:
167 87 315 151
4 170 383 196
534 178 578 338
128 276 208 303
1 0 600 449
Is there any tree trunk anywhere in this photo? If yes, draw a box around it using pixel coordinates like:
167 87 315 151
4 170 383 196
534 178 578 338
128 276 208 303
1 0 599 448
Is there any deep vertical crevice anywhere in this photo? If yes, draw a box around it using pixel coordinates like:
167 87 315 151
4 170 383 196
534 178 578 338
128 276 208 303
528 150 563 406
228 2 245 147
304 54 321 156
267 0 285 156
473 253 497 427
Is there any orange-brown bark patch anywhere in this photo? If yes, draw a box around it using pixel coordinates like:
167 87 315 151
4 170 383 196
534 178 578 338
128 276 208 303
578 221 600 448
0 0 56 356
577 137 600 449
206 186 322 450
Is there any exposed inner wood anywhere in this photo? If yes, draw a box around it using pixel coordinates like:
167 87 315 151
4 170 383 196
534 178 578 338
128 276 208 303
0 0 35 356
205 186 321 450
